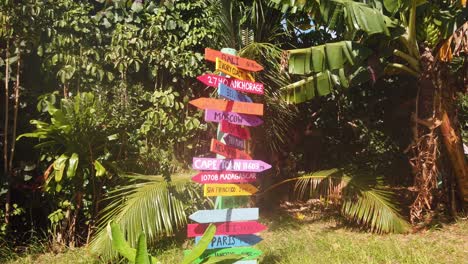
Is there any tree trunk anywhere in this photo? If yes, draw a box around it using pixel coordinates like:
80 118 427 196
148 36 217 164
4 41 10 224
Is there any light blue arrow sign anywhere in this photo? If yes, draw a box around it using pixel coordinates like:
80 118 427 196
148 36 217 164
234 261 257 264
195 235 263 249
218 83 253 102
190 208 259 223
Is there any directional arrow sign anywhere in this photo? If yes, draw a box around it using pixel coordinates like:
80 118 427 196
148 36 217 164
232 261 257 264
189 208 259 223
221 120 251 140
185 247 263 264
204 183 258 196
211 139 252 160
205 48 264 72
223 134 245 150
205 109 263 127
192 158 272 172
187 221 267 237
195 234 263 249
191 171 256 184
218 83 253 102
216 58 255 81
189 98 263 116
197 74 264 95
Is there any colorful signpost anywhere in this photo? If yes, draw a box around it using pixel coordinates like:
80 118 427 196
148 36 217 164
187 221 267 237
197 74 264 95
188 47 269 264
189 97 264 116
210 139 252 160
191 171 257 184
195 234 263 249
189 208 259 223
205 48 264 72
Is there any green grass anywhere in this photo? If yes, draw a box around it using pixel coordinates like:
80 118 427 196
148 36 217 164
5 217 467 264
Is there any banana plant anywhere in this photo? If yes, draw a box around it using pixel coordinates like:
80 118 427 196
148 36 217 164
107 221 244 264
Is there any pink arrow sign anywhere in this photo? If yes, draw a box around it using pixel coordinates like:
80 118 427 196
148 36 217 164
192 171 257 184
192 158 272 172
197 74 264 95
220 120 250 140
187 221 267 237
205 109 263 127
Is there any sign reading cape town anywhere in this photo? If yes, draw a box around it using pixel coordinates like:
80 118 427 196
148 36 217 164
197 74 264 95
191 171 256 184
205 109 263 127
192 158 271 172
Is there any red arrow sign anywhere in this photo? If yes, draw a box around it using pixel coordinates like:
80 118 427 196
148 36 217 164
210 139 252 159
220 120 250 140
187 221 267 237
205 48 264 72
197 74 264 95
189 98 263 116
191 171 257 184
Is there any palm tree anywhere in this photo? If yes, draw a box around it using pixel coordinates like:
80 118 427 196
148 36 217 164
269 0 467 221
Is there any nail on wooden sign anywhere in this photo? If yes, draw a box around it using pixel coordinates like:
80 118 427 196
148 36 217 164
205 48 264 72
191 171 256 184
189 97 263 116
197 74 264 95
216 58 255 81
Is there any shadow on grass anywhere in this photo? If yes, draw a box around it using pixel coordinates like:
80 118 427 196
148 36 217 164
261 209 342 233
261 251 283 264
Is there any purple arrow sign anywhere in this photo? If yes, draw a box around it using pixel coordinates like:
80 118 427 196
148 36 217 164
223 134 245 150
218 83 253 103
205 110 263 127
193 158 271 172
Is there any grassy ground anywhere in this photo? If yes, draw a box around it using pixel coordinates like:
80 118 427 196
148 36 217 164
5 216 467 264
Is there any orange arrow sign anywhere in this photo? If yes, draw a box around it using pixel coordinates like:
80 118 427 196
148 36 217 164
203 184 258 197
210 139 252 160
205 48 264 72
216 58 255 81
189 98 263 116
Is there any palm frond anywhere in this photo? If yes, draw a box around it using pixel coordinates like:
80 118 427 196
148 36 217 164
89 175 199 261
260 168 410 233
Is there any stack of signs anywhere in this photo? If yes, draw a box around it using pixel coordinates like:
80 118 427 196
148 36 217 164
187 48 271 264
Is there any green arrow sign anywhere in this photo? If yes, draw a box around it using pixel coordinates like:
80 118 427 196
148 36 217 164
184 247 262 264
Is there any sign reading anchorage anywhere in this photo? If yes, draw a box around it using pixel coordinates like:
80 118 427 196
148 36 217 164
187 47 270 263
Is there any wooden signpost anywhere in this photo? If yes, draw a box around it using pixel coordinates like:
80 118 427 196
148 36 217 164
188 47 269 264
218 83 253 102
205 48 264 72
197 74 264 95
220 120 251 140
203 183 258 197
216 58 255 81
189 208 259 223
210 139 252 160
205 109 263 127
191 171 257 184
192 158 272 172
187 221 267 237
195 235 263 249
189 97 264 116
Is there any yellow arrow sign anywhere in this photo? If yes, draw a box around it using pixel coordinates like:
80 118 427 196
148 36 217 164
216 58 255 81
203 183 258 197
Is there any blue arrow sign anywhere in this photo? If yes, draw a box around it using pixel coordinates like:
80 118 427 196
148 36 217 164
189 208 259 223
195 235 263 249
218 83 253 102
